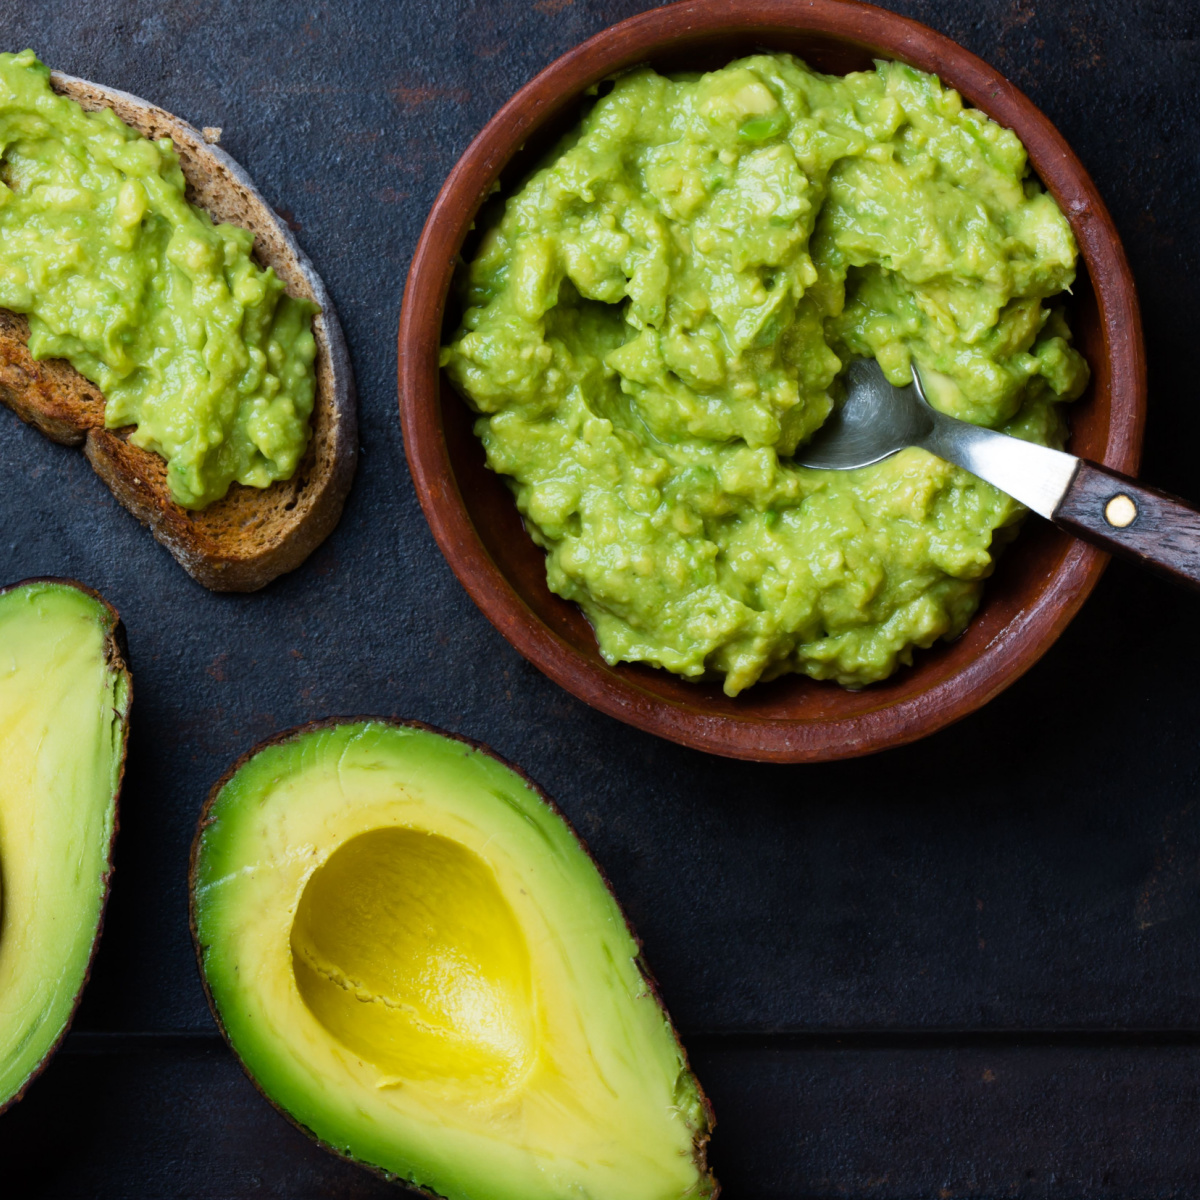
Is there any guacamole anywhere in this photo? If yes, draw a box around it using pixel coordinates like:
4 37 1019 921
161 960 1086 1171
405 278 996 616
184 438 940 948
0 50 317 510
442 54 1089 694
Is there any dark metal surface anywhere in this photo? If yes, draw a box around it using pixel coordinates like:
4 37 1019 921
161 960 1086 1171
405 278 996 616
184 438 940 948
0 1 1197 1196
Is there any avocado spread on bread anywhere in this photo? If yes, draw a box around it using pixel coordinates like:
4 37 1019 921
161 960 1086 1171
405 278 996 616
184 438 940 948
0 50 318 509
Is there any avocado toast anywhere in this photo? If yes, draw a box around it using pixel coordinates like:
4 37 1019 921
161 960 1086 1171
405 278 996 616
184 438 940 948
0 66 356 591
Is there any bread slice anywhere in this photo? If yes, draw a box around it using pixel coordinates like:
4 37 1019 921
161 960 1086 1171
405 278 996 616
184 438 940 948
0 72 357 592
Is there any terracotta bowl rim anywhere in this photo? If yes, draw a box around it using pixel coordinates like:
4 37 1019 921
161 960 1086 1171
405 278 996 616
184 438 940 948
398 0 1146 763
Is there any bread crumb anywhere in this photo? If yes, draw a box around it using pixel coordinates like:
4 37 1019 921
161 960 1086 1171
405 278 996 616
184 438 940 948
202 126 222 145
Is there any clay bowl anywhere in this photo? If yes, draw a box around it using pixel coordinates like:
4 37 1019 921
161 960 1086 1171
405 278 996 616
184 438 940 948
398 0 1145 763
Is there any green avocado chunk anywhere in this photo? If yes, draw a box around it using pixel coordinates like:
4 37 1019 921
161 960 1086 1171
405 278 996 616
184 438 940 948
191 720 715 1200
0 580 130 1111
0 50 319 510
442 53 1090 694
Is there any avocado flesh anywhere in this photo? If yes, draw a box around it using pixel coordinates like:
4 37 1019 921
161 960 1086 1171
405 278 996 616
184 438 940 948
192 721 714 1200
0 581 130 1109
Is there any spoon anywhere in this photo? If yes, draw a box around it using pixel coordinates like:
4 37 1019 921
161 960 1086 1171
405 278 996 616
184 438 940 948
796 358 1200 590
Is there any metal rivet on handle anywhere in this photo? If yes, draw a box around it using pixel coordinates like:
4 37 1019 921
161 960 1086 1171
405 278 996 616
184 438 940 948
1104 494 1138 528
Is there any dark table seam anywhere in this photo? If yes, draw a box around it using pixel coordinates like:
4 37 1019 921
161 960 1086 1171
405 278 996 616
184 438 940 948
61 1028 1200 1054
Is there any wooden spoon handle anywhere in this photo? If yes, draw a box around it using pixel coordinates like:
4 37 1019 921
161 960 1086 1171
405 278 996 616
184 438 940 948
1052 461 1200 590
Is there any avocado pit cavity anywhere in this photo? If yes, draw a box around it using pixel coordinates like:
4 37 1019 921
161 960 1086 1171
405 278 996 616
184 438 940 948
290 827 536 1090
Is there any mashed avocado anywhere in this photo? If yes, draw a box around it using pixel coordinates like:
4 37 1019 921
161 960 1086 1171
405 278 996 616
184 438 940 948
0 50 317 510
443 54 1089 694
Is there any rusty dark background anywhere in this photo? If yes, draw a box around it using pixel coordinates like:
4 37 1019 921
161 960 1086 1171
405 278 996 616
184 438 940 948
1 0 1199 1196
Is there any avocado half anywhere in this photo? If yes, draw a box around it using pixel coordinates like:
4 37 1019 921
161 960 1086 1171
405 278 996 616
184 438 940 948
0 578 131 1112
190 719 716 1200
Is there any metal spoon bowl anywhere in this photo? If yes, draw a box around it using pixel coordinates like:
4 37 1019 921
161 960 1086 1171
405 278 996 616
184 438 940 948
797 358 1200 590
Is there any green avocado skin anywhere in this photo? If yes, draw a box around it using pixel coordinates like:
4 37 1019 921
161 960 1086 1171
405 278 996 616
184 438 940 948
192 720 713 1200
0 50 318 510
443 53 1090 695
0 581 129 1111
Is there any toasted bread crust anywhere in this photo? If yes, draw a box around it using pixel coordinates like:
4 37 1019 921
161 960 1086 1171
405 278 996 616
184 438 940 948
0 73 356 592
